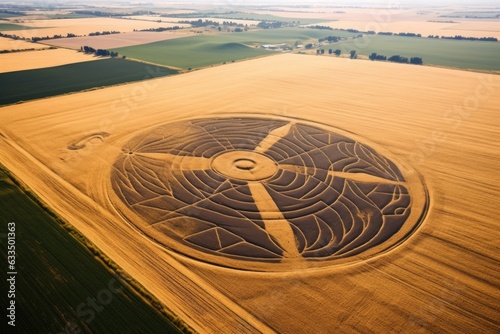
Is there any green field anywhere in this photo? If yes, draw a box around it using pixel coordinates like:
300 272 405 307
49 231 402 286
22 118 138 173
0 23 36 31
113 28 356 69
0 57 178 105
327 35 500 71
0 168 185 333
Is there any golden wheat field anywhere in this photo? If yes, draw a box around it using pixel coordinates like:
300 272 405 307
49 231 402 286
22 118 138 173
0 53 498 333
6 17 188 39
0 48 100 73
42 30 194 49
0 36 47 50
123 15 258 26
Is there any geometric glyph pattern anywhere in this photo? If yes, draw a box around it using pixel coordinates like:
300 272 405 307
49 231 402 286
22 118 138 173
111 117 424 267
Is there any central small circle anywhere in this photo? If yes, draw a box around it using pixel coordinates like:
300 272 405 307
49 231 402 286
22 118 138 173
211 151 278 181
234 159 256 170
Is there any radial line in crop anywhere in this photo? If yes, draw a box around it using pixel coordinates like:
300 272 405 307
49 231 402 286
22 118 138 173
247 182 300 259
254 122 294 153
331 171 405 185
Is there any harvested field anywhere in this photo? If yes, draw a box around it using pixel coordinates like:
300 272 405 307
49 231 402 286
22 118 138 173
4 18 189 39
0 54 498 333
0 36 47 50
42 30 194 49
0 48 100 73
124 15 258 26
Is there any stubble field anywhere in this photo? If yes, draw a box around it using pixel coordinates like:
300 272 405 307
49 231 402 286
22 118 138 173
0 36 47 51
0 54 498 333
42 30 194 49
2 17 189 39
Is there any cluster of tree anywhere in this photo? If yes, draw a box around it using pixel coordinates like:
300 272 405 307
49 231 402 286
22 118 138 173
179 19 218 27
305 43 314 49
71 10 156 17
369 52 387 61
397 32 422 37
160 11 239 18
378 32 422 37
440 35 498 42
317 48 343 56
72 10 126 17
257 21 287 29
308 25 333 30
88 31 120 36
335 28 361 33
136 26 182 32
387 55 423 65
178 19 245 28
0 32 26 40
221 21 246 27
368 52 423 64
81 46 119 57
1 48 36 54
330 49 342 56
31 34 65 42
318 36 341 43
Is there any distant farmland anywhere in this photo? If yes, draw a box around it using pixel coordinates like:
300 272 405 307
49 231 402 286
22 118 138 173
112 28 356 69
0 58 177 105
328 35 500 71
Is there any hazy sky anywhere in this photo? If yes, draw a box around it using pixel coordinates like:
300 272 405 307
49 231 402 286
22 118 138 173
162 0 500 5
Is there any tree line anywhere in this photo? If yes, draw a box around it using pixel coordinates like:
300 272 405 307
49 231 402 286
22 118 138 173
318 36 342 43
72 10 157 17
308 25 334 30
432 35 498 42
81 46 119 57
370 53 423 65
88 31 120 36
0 47 56 54
178 19 246 28
334 28 498 42
136 26 183 32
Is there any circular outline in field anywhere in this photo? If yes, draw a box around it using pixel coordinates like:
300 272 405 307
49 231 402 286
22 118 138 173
211 150 278 181
109 116 428 271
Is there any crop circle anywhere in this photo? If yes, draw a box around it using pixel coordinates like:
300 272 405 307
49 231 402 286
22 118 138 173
110 116 427 271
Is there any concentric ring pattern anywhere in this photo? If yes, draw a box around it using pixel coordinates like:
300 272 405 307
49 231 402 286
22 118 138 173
111 117 426 268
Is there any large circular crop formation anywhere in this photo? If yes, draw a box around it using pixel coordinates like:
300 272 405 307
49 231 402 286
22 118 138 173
110 117 427 270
